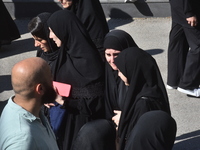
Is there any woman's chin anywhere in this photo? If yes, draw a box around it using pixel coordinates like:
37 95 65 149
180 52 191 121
111 65 118 70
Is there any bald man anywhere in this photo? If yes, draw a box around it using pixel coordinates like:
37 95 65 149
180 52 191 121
0 57 59 150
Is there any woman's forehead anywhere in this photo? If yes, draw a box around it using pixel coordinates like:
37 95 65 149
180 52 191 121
105 49 121 53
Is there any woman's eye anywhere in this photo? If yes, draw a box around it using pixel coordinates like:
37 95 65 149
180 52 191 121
35 39 41 42
106 54 111 56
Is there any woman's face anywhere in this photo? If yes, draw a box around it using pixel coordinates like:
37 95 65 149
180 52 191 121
105 49 121 70
33 36 50 52
58 0 73 8
118 70 129 86
49 28 62 47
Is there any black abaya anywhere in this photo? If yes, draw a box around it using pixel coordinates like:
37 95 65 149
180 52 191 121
47 10 105 150
115 47 171 150
67 0 109 55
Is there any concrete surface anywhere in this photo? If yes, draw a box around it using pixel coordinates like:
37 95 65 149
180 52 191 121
1 17 200 150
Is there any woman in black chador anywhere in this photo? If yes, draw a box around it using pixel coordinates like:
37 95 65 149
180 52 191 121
103 30 171 150
28 12 59 59
115 47 171 150
47 9 105 150
103 30 138 120
0 0 20 47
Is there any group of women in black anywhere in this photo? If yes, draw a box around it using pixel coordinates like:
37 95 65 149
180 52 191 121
28 0 177 149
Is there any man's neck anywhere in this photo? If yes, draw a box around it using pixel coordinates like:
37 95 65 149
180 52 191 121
13 95 41 117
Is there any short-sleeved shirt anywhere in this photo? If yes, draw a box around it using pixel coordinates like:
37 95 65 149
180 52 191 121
0 96 59 150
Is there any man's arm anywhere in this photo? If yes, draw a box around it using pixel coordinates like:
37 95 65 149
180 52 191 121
183 0 198 27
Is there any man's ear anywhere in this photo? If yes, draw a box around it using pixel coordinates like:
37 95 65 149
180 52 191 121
36 84 44 95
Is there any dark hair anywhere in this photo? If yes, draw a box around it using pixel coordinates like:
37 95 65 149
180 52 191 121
28 12 59 53
28 17 47 40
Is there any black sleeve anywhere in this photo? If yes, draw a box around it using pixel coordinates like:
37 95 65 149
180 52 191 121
183 0 195 18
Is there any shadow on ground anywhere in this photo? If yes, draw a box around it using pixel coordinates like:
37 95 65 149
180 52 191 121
145 49 164 55
173 130 200 150
0 38 36 58
0 75 12 93
134 0 153 16
107 8 134 30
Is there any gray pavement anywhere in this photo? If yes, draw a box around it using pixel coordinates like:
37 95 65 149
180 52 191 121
1 17 200 150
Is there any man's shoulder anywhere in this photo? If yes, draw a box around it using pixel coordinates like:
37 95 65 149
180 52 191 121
0 131 36 150
0 99 35 137
0 112 32 140
0 99 22 125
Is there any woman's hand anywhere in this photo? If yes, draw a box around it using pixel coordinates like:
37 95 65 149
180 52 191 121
54 86 65 105
44 95 64 108
44 103 55 108
112 110 121 130
55 94 64 105
44 86 65 108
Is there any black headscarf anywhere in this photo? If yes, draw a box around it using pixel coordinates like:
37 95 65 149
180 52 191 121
125 110 176 150
104 29 138 51
28 12 59 66
103 30 138 118
36 13 59 52
67 0 109 51
71 119 116 150
47 9 104 96
115 47 171 149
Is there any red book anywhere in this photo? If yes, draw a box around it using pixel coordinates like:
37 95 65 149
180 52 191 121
53 81 71 97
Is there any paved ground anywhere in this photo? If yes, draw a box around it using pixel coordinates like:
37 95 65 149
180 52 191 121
1 17 200 150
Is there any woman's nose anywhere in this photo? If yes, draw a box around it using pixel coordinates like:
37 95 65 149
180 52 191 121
34 41 40 47
110 56 115 63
